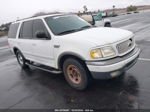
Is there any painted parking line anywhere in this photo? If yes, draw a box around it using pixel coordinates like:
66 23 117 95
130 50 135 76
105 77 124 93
138 58 150 62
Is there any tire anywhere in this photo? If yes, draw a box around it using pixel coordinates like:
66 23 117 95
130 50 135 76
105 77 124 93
63 58 91 90
16 50 29 69
105 23 111 27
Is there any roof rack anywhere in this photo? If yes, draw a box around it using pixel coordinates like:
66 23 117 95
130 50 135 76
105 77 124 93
15 12 72 22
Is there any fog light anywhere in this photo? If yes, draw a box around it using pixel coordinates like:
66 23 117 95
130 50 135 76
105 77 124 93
111 71 121 77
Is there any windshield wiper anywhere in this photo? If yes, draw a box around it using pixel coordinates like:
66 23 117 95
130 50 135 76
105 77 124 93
57 26 92 35
80 25 92 29
57 29 81 35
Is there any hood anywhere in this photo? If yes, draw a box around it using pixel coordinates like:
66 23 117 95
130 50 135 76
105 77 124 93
60 27 133 46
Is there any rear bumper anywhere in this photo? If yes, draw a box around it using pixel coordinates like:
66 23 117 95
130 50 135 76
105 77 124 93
86 47 140 79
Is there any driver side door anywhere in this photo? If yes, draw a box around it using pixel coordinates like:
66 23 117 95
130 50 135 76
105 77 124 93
31 19 55 67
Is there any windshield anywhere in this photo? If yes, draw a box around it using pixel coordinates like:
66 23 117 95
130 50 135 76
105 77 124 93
45 15 92 35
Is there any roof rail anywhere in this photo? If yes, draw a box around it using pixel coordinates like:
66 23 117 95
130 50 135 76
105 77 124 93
15 12 71 22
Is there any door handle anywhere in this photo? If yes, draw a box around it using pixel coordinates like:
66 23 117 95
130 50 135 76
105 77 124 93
54 45 60 48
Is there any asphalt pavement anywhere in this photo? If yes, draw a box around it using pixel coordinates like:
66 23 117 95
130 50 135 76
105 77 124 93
0 11 150 110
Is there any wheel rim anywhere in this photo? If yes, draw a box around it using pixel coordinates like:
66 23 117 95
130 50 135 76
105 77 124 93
18 53 23 66
67 65 81 84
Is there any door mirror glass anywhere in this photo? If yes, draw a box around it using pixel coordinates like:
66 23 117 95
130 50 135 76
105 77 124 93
35 31 48 39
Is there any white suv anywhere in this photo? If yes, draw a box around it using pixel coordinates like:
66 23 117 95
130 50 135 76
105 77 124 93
8 14 140 90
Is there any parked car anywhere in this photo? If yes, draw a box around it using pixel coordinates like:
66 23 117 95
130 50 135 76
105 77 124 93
108 13 118 17
127 12 132 14
92 13 111 27
134 11 139 13
79 13 111 27
8 14 140 90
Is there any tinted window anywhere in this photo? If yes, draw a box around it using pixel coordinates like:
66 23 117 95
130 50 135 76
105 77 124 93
8 23 19 38
33 19 49 38
20 20 33 39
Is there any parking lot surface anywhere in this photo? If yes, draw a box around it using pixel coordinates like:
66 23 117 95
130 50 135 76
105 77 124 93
0 11 150 110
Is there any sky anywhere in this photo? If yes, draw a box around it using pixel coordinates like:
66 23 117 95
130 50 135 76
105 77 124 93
0 0 150 25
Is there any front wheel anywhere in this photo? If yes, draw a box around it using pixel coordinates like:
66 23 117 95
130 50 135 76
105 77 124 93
16 51 29 69
63 58 91 90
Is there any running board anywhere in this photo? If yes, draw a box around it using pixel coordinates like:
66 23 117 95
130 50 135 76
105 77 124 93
26 62 62 74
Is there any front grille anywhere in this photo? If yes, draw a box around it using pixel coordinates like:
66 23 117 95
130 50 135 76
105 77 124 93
117 38 134 54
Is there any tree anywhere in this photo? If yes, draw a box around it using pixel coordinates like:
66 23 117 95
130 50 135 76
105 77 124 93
83 5 88 12
0 22 11 32
113 5 115 9
127 5 137 12
113 5 116 15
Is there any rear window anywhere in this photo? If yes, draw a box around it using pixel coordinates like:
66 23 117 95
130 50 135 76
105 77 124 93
8 23 19 38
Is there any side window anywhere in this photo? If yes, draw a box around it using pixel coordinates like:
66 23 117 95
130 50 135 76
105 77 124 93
19 20 33 39
33 19 49 39
8 23 19 38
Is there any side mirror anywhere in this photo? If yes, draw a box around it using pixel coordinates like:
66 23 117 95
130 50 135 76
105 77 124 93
35 31 50 39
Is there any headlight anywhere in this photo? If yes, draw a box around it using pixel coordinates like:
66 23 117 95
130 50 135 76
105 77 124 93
101 46 116 57
90 46 116 59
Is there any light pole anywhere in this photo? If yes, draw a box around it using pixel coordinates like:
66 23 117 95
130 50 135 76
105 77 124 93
113 5 115 16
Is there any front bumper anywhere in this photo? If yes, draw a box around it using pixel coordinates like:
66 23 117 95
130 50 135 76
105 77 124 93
86 47 140 79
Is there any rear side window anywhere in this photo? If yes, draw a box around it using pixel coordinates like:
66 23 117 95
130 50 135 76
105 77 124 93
8 23 19 38
19 20 33 39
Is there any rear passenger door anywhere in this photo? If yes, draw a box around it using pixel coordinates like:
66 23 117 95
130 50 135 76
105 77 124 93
18 20 35 60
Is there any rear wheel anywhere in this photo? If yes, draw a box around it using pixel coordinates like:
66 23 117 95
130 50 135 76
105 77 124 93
63 58 91 90
16 51 29 69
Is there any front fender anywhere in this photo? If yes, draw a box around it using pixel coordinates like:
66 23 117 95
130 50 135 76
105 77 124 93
56 51 86 69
